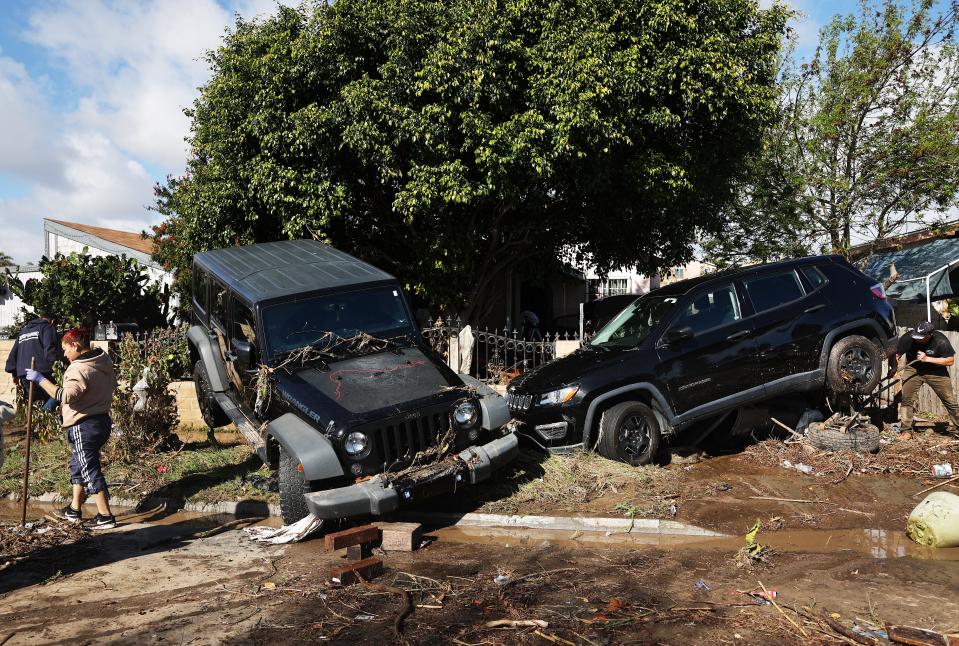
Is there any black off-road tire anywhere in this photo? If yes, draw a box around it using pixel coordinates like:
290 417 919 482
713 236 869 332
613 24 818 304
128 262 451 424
193 361 230 429
278 444 311 525
807 422 881 453
597 401 661 466
826 335 882 395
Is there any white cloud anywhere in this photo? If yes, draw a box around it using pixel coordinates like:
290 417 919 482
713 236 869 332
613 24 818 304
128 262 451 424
0 0 290 265
0 55 66 187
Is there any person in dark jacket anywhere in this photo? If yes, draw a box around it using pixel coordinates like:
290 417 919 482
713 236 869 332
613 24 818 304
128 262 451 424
5 315 62 410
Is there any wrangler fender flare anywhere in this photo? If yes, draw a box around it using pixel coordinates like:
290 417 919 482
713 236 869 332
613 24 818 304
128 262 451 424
458 374 511 430
187 326 230 393
267 413 345 481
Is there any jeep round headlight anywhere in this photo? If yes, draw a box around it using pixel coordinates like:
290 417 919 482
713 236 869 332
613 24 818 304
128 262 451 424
343 431 370 458
453 400 479 428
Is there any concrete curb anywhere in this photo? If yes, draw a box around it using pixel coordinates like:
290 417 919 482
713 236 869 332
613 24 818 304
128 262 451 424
6 492 281 517
9 493 724 538
396 511 728 537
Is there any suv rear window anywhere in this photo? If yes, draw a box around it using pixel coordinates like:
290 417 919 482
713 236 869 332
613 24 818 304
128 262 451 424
802 266 827 289
744 271 804 313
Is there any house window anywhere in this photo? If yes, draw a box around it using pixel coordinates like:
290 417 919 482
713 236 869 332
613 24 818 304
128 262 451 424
674 267 685 280
606 279 628 296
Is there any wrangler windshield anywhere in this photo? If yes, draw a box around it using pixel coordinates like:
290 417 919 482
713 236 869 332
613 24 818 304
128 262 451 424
263 287 414 356
590 295 678 348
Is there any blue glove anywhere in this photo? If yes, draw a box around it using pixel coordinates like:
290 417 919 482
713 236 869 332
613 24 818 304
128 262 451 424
24 369 45 385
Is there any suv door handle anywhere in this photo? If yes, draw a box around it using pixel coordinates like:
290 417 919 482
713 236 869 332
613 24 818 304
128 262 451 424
726 330 751 341
804 303 826 314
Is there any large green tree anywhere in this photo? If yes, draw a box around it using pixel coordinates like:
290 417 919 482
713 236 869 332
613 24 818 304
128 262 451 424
154 0 789 320
706 0 959 266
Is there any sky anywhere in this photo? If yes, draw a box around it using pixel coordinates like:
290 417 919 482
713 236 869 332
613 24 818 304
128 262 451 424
0 0 856 266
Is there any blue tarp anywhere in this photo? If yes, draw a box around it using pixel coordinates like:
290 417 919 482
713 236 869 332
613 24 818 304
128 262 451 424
859 237 959 302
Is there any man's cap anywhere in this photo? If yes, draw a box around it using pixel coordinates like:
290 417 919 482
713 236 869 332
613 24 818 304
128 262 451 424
911 321 935 339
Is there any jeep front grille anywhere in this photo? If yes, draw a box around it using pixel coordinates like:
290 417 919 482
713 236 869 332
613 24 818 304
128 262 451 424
367 409 451 468
506 392 533 412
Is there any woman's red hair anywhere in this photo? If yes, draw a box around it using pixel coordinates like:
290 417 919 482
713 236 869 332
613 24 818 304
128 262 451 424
62 328 91 348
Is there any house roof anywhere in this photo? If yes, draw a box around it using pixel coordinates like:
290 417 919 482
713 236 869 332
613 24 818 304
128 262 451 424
193 239 397 303
47 219 154 256
849 221 959 260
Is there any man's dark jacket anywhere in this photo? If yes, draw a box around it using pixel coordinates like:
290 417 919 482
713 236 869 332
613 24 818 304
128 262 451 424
4 318 62 377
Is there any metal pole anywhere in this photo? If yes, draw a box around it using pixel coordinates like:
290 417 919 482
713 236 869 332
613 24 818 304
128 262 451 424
579 302 584 341
20 358 36 526
927 274 932 322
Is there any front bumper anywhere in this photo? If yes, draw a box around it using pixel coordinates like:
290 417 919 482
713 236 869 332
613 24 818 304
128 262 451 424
304 432 519 520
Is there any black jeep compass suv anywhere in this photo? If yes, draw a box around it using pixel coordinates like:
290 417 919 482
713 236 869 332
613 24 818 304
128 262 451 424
506 255 896 465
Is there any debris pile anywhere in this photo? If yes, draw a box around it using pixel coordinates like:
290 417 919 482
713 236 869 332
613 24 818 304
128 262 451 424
745 431 959 479
0 517 89 572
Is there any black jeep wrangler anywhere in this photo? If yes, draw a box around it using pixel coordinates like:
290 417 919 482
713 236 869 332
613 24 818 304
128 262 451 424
507 255 896 465
188 240 516 523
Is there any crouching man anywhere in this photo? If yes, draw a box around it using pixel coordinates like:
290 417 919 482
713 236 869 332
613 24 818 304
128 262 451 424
24 328 118 529
895 321 959 434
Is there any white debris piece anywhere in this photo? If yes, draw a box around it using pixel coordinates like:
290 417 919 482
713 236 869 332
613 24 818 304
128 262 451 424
244 514 324 544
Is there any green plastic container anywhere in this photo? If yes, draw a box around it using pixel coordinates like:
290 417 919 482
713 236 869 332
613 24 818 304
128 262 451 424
906 491 959 548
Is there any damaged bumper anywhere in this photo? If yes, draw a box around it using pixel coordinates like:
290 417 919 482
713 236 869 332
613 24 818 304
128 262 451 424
304 432 519 520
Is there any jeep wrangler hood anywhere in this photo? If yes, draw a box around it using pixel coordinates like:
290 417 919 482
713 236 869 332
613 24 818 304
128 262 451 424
273 347 461 416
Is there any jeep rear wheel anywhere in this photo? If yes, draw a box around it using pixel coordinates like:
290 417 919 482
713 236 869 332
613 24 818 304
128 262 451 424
193 361 230 429
826 335 882 395
597 401 661 466
278 444 311 525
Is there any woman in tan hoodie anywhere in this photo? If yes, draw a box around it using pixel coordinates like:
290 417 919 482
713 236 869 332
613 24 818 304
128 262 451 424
26 327 117 529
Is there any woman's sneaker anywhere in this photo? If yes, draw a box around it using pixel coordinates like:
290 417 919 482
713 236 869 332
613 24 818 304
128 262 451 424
55 504 82 523
89 514 116 530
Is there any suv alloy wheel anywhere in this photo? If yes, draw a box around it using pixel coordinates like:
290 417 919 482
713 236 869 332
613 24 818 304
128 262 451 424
597 401 661 466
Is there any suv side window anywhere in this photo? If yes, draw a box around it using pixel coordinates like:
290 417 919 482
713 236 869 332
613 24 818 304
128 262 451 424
801 266 827 290
744 271 805 313
211 280 229 328
672 283 741 333
193 268 210 317
232 297 257 344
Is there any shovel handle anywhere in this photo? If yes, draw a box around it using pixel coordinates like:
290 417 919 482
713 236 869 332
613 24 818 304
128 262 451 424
20 358 36 526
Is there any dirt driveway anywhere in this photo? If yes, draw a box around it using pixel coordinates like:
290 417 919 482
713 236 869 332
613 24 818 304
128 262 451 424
2 435 959 645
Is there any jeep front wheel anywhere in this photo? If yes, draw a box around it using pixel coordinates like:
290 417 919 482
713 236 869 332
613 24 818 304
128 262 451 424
826 335 882 395
193 361 230 428
597 401 661 466
278 444 311 525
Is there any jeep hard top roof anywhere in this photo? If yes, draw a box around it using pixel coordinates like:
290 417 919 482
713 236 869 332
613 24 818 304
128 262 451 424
193 239 397 303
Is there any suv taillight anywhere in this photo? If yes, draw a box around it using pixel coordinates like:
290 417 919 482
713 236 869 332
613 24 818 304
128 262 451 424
870 283 887 300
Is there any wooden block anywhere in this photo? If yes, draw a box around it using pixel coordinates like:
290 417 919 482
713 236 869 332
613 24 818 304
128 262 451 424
887 624 950 646
375 522 423 552
346 543 372 560
324 525 380 551
329 557 383 587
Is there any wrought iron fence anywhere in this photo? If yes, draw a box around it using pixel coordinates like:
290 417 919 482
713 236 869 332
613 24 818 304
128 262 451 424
422 316 581 385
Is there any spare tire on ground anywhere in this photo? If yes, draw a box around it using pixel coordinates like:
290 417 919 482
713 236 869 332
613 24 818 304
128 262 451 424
806 421 881 453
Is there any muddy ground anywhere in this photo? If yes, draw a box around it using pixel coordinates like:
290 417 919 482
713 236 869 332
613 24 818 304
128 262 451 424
2 428 959 645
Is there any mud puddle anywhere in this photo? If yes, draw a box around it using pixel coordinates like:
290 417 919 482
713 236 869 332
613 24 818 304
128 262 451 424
429 524 959 560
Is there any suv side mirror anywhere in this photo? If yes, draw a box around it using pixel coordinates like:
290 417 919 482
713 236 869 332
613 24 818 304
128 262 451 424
659 326 694 347
232 339 256 371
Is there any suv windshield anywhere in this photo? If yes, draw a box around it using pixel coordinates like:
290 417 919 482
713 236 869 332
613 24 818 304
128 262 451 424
263 286 414 356
590 295 678 348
